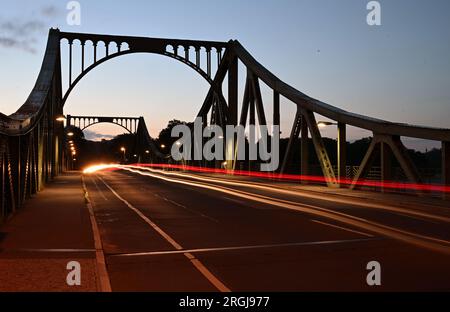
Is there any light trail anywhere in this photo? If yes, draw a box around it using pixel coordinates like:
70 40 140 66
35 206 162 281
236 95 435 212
126 165 450 224
83 164 121 174
112 166 450 255
130 163 450 194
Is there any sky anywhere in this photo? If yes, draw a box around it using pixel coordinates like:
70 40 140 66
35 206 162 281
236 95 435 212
0 0 449 151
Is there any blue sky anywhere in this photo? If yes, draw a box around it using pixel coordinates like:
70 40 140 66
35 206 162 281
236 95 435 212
1 0 449 151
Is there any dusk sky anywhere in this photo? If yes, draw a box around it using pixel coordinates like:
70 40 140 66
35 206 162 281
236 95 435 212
1 0 449 151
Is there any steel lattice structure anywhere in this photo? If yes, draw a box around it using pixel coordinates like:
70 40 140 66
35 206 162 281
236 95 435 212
1 29 449 221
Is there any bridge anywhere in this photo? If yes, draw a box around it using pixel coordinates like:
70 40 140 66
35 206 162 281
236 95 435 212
0 29 449 291
67 115 141 134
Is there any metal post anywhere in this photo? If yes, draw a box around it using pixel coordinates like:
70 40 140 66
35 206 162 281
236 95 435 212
273 91 280 128
217 49 222 67
207 49 211 78
195 48 200 67
301 115 309 183
443 141 450 199
337 122 346 186
381 142 392 192
81 41 85 71
93 42 97 62
228 56 238 126
69 41 73 86
184 46 189 61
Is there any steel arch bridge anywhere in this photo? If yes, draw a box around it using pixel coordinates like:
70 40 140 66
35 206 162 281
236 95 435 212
67 115 141 134
1 28 449 221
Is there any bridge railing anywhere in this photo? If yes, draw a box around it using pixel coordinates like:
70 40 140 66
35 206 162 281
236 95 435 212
0 29 65 222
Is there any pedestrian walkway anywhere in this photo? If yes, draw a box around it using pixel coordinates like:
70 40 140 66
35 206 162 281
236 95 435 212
0 172 98 291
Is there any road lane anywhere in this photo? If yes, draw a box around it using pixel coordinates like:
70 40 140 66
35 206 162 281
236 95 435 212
121 166 450 253
84 170 450 291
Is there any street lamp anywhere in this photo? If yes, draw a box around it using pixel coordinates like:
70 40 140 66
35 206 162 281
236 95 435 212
160 144 166 149
67 132 74 137
120 147 126 163
317 121 337 128
55 115 66 122
145 150 150 154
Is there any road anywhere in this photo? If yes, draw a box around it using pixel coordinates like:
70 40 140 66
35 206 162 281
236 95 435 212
83 166 450 291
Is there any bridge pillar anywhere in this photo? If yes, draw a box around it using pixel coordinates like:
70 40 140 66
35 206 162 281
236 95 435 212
300 115 309 183
443 141 450 199
273 91 280 128
381 142 392 192
228 55 238 126
337 122 346 186
226 56 238 171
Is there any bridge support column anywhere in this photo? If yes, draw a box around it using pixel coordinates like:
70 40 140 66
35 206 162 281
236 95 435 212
226 55 238 171
443 141 450 199
381 142 392 193
281 111 301 174
300 115 309 184
228 55 238 126
273 91 280 129
337 122 346 187
302 110 337 187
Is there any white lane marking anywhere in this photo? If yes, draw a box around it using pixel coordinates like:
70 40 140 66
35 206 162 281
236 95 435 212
154 193 219 223
119 167 450 255
131 166 450 224
311 220 374 238
82 176 112 292
110 238 378 258
97 175 230 292
92 177 108 201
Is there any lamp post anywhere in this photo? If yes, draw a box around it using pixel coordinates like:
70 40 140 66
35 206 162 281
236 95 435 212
55 115 66 123
120 147 126 163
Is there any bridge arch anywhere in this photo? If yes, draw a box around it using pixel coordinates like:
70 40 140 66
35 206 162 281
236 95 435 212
67 115 141 134
59 32 229 106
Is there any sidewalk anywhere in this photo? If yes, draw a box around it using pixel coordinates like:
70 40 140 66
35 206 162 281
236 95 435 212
0 172 98 292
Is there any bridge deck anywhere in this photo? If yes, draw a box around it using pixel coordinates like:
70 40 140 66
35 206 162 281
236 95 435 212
1 170 449 291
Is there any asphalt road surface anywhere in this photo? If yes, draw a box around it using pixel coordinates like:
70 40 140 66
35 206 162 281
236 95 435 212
83 167 450 291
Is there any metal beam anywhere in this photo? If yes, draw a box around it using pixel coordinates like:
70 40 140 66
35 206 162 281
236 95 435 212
443 141 450 199
273 91 280 128
350 138 378 190
281 111 301 174
300 115 309 181
337 122 346 185
228 55 238 126
384 135 421 185
302 109 337 187
251 74 267 126
380 142 392 192
443 142 450 185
